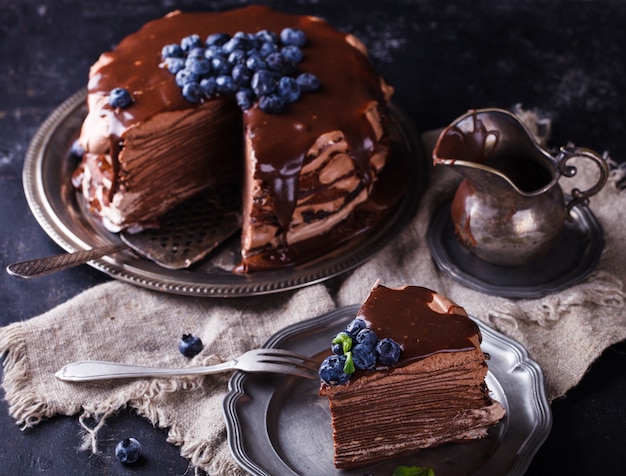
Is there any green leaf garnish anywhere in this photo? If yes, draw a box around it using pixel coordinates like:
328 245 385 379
392 466 436 476
343 350 355 374
332 331 353 354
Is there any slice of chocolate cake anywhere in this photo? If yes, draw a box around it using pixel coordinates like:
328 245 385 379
319 283 506 469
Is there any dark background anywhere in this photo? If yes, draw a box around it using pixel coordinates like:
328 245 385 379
1 0 625 474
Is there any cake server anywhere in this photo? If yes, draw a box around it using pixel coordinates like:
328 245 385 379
6 188 241 279
55 348 318 382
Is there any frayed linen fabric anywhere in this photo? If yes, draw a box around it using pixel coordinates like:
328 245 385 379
2 111 626 474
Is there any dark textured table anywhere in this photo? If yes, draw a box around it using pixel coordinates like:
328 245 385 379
1 1 625 474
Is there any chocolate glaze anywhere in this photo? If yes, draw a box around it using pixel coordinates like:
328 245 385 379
356 284 480 367
83 6 393 270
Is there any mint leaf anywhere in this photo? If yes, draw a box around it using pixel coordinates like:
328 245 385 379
392 466 436 476
332 331 353 354
343 350 355 374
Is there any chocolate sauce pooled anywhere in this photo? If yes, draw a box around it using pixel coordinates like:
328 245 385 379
358 285 480 367
87 6 391 270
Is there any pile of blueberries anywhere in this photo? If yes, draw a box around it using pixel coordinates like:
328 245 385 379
159 27 321 113
319 317 402 386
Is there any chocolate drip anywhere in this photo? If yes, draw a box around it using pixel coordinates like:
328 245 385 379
357 285 480 366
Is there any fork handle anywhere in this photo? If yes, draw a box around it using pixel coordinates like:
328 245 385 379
55 360 235 382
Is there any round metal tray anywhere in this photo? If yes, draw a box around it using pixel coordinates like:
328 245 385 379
22 90 427 296
427 202 604 298
223 306 552 476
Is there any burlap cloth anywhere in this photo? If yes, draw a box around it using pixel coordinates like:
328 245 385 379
2 111 626 475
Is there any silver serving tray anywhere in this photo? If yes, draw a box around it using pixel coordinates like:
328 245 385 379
427 202 604 298
223 306 551 476
22 90 427 296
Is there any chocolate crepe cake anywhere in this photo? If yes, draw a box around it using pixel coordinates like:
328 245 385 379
318 283 506 469
72 5 400 272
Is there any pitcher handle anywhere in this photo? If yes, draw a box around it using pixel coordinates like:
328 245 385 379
556 145 609 217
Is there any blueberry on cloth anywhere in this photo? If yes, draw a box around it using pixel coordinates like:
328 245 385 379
355 328 378 348
115 437 142 464
351 343 377 370
296 72 321 92
277 76 301 104
319 355 350 385
376 337 402 366
108 88 132 108
280 27 307 47
345 318 367 337
179 334 203 357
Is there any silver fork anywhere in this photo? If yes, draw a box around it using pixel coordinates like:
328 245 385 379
55 348 318 382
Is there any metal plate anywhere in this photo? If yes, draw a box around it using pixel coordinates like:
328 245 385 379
22 90 427 296
223 306 552 476
427 202 604 298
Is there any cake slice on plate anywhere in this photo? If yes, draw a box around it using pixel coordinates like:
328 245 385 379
319 283 506 469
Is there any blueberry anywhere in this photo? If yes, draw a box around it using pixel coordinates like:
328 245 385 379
68 139 85 160
255 29 278 45
181 34 203 52
200 76 217 97
232 64 253 87
163 57 185 74
161 43 184 59
355 328 378 348
108 87 132 108
281 45 304 64
222 37 246 54
331 342 344 355
228 49 247 65
236 88 255 111
258 41 279 58
211 56 232 75
296 72 321 92
345 318 367 337
351 343 377 370
319 355 350 385
251 70 278 96
182 82 205 103
179 334 203 357
206 32 230 47
259 94 286 114
115 437 142 464
204 45 225 60
331 331 353 355
215 75 237 95
280 27 306 47
277 76 301 104
375 338 402 366
265 52 295 75
186 47 206 60
175 69 199 87
185 56 211 75
246 54 267 72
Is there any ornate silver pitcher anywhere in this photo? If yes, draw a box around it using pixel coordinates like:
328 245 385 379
433 108 609 266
